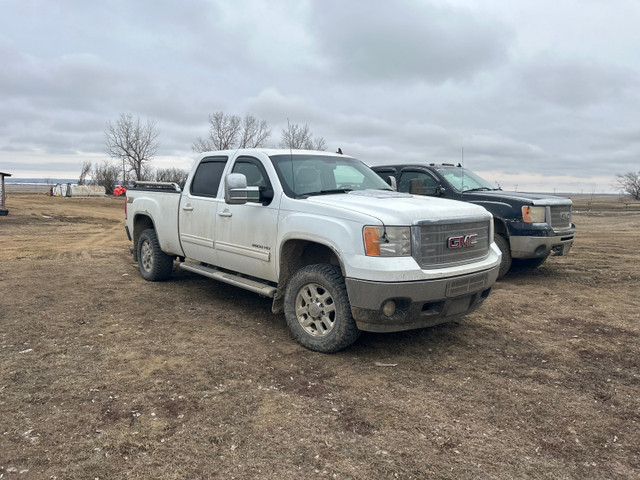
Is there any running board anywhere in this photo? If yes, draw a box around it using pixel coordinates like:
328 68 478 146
179 262 277 298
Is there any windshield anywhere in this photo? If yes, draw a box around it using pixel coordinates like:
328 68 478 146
434 166 495 192
270 154 393 198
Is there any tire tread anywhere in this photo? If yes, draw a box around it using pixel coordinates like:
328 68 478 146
138 229 173 281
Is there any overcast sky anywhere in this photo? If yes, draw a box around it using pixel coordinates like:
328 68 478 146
1 0 639 192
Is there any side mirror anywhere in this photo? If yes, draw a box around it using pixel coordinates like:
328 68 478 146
436 185 446 196
382 175 397 191
225 173 260 204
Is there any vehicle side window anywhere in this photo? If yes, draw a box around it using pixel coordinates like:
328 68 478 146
232 157 274 205
232 158 269 188
399 171 440 196
373 168 396 187
190 157 227 197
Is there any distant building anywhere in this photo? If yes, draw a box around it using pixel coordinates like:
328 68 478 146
0 171 11 215
52 183 106 197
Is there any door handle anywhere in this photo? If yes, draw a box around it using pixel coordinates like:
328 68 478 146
218 210 232 217
182 204 194 211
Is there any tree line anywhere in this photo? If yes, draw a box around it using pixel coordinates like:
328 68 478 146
86 112 640 199
84 112 326 194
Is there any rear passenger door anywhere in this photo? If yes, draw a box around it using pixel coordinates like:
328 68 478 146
178 156 228 264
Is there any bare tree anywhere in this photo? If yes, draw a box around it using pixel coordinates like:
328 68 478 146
309 136 327 151
92 160 120 195
238 114 271 148
192 112 240 151
615 171 640 200
78 161 92 185
155 167 189 189
192 112 270 152
279 122 327 150
105 113 159 181
139 163 155 183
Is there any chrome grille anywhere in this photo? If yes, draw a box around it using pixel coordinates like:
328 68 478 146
550 205 572 230
412 218 490 269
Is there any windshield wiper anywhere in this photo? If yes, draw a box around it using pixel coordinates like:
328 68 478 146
305 188 353 196
464 187 492 192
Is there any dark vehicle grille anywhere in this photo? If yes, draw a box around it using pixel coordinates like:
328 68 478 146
412 219 491 269
550 205 572 230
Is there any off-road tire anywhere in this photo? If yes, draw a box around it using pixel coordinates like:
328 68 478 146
494 234 512 279
284 264 360 353
137 229 174 281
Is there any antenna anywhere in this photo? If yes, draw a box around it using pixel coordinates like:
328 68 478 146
287 118 295 195
461 144 465 195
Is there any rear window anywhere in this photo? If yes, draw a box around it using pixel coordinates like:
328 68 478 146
190 157 227 197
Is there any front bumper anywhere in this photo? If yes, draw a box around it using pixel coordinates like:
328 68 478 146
345 265 499 333
508 224 575 259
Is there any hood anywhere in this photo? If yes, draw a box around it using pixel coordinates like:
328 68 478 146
303 190 491 225
462 190 572 206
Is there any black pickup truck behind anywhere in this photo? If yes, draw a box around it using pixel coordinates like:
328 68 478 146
372 163 575 278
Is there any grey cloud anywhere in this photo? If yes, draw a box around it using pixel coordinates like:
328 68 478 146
517 55 638 108
0 43 122 117
1 1 639 192
7 129 90 155
245 88 330 141
0 161 80 174
308 0 513 84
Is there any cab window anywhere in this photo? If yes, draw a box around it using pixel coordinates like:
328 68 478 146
231 157 273 205
232 158 269 188
398 170 440 196
190 157 228 197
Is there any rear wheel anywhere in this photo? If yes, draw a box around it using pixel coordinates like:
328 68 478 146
494 234 512 279
284 264 360 353
137 229 174 281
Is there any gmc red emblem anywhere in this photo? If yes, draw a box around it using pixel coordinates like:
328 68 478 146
448 234 478 249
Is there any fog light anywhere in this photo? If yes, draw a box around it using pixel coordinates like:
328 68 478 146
382 300 396 317
534 245 547 256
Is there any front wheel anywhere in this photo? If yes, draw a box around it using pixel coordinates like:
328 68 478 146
137 229 174 281
284 264 360 353
494 234 512 279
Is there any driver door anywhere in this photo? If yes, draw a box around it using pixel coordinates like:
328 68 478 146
214 156 279 282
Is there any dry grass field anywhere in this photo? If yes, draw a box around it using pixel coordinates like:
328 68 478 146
1 192 639 479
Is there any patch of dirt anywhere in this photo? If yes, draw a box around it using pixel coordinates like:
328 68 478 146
0 193 638 479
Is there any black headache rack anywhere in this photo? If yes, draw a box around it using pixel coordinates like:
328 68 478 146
131 181 182 193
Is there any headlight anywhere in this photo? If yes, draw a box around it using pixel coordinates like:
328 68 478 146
364 226 411 256
522 206 546 223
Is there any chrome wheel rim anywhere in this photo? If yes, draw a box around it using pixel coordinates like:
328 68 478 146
140 239 153 272
295 283 336 337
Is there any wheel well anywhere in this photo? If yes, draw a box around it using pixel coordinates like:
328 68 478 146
133 214 154 249
271 240 342 314
494 218 508 238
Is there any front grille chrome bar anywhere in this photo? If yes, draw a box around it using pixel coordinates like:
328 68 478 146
412 216 491 269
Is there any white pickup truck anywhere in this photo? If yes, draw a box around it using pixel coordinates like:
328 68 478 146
125 149 501 352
